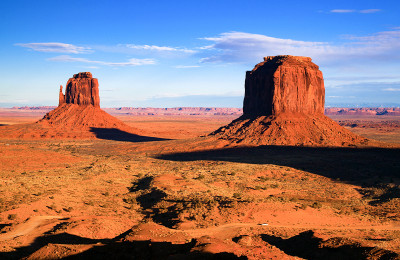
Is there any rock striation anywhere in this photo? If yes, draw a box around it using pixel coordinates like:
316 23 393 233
210 55 369 146
59 72 100 107
243 56 324 117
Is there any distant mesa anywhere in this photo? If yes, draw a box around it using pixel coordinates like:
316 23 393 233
210 55 369 146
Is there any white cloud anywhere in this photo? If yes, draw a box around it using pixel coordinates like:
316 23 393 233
330 9 381 14
15 42 91 54
125 44 196 53
174 65 200 69
82 66 100 69
330 9 355 13
48 55 156 66
359 9 381 13
199 29 400 64
383 88 400 91
199 32 332 63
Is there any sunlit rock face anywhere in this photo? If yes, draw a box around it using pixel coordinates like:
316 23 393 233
243 55 325 117
59 72 100 107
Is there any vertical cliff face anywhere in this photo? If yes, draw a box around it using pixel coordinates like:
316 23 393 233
211 56 368 146
59 72 100 107
243 56 325 117
59 85 65 106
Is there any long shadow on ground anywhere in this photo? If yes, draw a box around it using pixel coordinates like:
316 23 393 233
156 145 400 202
0 232 245 260
261 230 398 260
90 127 170 142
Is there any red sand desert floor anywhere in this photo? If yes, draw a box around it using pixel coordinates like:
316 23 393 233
0 108 400 259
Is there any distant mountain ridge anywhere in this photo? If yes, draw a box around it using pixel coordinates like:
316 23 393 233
9 106 400 116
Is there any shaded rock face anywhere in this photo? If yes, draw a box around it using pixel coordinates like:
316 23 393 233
59 72 100 107
243 55 325 117
58 85 65 106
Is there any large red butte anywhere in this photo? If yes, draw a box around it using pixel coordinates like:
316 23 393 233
210 56 369 146
243 56 325 117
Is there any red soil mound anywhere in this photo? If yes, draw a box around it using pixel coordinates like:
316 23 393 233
210 113 369 146
39 103 132 130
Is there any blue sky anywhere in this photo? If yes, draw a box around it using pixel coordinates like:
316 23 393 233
1 0 400 107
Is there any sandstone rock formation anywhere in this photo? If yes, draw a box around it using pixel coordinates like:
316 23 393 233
58 85 65 106
243 56 325 116
210 55 369 146
1 72 145 139
38 72 133 131
59 72 100 107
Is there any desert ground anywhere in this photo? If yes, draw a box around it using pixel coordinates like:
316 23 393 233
0 108 400 259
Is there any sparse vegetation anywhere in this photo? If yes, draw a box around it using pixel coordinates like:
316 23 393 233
7 214 17 220
232 193 242 199
0 113 399 258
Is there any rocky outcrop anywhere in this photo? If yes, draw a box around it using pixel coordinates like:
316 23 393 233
243 56 324 117
59 85 65 106
32 72 143 138
59 72 100 107
210 56 369 147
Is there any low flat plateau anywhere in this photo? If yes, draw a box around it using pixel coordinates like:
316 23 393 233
0 108 400 259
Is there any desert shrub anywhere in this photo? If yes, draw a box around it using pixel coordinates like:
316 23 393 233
196 174 205 180
8 214 17 220
85 201 94 206
48 203 58 211
123 197 136 204
233 193 242 199
64 207 73 212
311 202 322 209
300 204 308 210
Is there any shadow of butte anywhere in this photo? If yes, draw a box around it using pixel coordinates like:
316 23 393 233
155 145 400 186
89 127 170 142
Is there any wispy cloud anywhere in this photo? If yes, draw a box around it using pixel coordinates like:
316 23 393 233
330 9 355 13
330 9 381 14
15 42 91 54
359 9 381 13
199 29 400 64
174 65 200 69
48 55 156 66
199 32 330 63
383 88 400 91
126 44 196 53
